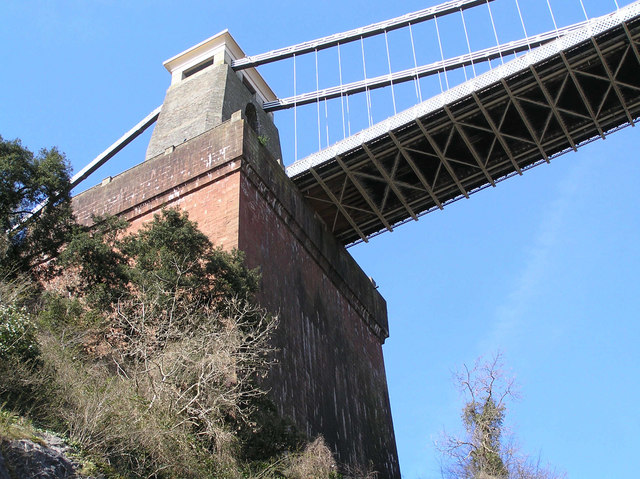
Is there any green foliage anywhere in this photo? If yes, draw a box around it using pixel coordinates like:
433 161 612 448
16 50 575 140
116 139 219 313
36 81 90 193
37 293 93 336
123 209 212 296
31 296 281 478
124 209 260 303
0 407 40 442
58 209 260 311
0 303 39 361
0 135 337 477
439 355 512 479
0 202 366 478
58 215 130 308
35 208 287 477
464 396 508 478
207 247 261 302
0 136 74 277
0 295 50 417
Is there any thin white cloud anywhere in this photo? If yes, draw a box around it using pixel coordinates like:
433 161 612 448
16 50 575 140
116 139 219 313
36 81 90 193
479 157 592 353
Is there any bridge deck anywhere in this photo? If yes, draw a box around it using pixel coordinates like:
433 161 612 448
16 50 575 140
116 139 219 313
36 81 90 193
287 3 640 245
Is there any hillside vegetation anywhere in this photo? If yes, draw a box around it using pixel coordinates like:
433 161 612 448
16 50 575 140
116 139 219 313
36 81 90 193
0 136 376 479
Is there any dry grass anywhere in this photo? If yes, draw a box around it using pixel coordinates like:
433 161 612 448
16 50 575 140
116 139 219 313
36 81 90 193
0 287 279 478
0 408 40 443
284 436 337 479
32 297 278 478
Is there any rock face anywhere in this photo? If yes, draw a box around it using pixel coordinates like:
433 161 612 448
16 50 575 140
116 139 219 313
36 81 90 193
0 433 82 479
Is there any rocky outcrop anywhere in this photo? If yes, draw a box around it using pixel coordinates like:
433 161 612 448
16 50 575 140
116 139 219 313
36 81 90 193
0 432 87 479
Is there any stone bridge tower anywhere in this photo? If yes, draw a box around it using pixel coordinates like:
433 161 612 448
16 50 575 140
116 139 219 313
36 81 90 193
73 31 400 479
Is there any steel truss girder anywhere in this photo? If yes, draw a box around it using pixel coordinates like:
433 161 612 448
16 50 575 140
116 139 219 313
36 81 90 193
290 12 640 246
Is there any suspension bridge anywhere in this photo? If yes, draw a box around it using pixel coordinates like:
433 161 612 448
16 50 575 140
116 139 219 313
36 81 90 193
278 0 640 244
72 0 640 247
61 2 640 477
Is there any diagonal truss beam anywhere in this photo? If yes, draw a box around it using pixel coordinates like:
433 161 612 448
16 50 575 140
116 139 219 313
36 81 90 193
471 92 523 175
309 167 368 242
591 38 635 125
560 51 606 139
362 144 418 221
415 119 469 199
286 2 640 245
335 156 394 232
388 132 443 209
623 21 640 66
379 153 401 211
444 105 496 186
528 66 578 152
500 78 550 163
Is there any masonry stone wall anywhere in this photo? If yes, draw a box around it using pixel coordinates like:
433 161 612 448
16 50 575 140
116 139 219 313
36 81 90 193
146 63 281 162
238 124 399 478
72 116 400 479
75 116 245 245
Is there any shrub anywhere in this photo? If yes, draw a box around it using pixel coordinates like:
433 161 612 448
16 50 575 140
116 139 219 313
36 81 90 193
29 294 279 478
1 208 372 478
0 303 39 361
285 436 338 479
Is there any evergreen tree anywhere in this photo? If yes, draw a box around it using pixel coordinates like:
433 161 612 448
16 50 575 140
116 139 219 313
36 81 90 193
59 208 260 309
0 136 74 277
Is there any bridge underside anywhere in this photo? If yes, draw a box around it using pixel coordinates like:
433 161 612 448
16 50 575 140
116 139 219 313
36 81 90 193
288 7 640 245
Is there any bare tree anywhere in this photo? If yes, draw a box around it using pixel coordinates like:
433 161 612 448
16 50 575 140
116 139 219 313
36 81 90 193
104 295 279 453
438 353 564 479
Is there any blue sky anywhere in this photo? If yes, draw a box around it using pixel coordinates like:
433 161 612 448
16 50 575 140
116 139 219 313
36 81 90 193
1 1 638 478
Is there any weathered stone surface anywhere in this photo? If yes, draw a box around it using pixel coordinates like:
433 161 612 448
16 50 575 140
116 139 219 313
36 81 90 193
0 448 9 479
146 62 281 162
238 123 398 478
0 433 81 479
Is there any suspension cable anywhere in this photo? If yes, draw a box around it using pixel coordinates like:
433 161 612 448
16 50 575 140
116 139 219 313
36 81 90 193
460 8 477 78
579 0 589 21
324 99 330 147
433 22 444 91
361 37 373 127
408 22 423 102
293 54 298 161
434 16 449 91
346 83 352 137
384 29 397 115
546 0 560 36
233 0 500 70
487 0 503 65
337 43 346 139
315 49 321 150
514 0 531 52
459 12 469 81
